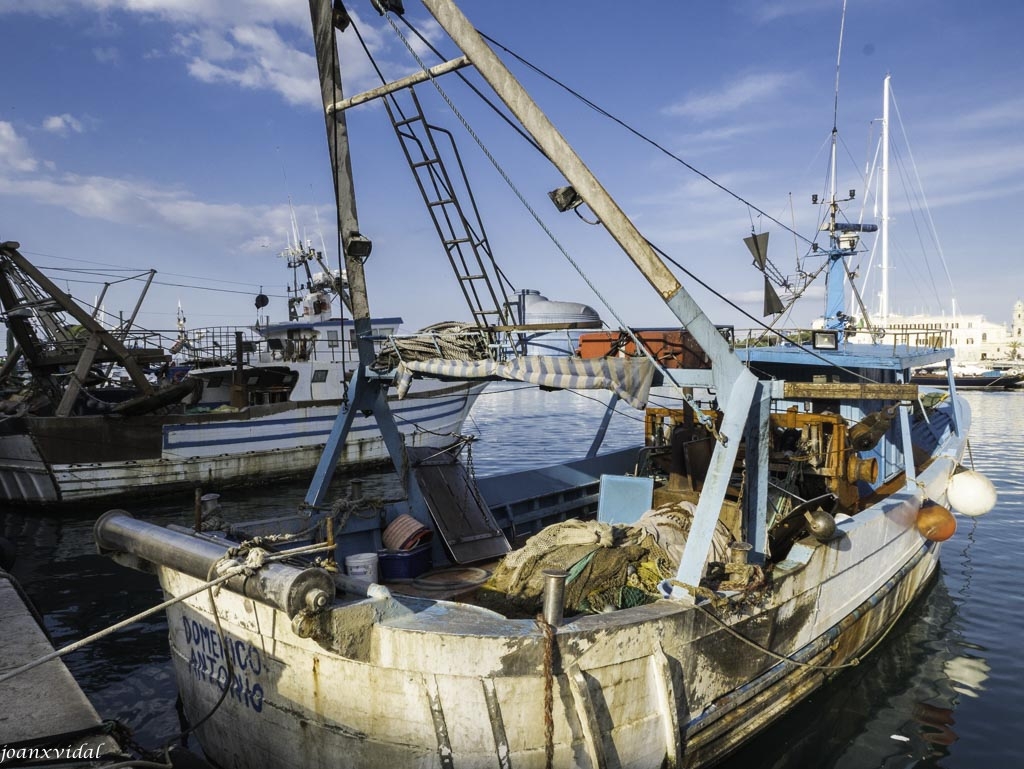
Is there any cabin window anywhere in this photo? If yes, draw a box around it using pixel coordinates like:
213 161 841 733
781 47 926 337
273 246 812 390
206 376 223 388
246 375 260 386
312 369 329 383
327 330 339 348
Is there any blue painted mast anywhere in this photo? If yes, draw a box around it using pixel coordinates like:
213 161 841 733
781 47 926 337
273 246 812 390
820 122 876 335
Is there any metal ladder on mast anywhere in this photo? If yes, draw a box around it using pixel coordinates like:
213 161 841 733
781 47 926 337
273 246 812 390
382 86 519 355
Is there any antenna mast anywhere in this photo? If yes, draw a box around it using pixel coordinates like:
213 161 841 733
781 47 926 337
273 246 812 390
880 74 891 324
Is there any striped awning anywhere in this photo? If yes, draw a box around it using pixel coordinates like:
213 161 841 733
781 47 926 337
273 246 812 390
394 356 656 409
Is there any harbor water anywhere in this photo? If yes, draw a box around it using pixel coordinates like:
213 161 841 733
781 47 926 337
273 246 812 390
2 387 1021 768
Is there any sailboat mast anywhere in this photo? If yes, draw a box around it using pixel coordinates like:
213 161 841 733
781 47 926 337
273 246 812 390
880 74 891 324
824 0 846 325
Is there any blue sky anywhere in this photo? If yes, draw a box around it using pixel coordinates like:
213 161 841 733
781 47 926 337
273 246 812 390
1 0 1021 337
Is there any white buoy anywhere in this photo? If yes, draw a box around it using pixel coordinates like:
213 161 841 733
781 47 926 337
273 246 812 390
946 469 997 517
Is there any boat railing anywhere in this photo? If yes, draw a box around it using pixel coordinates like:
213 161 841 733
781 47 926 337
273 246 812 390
178 325 379 367
875 328 953 353
733 327 952 353
24 326 176 369
170 326 261 365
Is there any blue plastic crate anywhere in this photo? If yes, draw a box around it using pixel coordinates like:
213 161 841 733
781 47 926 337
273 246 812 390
377 543 432 581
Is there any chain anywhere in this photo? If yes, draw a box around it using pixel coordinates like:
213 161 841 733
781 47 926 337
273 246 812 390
535 615 556 769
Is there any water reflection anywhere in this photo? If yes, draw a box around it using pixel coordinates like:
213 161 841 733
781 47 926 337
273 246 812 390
717 574 988 769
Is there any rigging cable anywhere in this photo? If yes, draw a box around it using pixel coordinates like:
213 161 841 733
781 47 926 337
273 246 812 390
375 10 886 386
478 31 815 259
391 18 820 294
376 10 723 433
350 14 520 304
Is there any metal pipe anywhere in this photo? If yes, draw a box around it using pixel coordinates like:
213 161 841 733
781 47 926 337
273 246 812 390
541 569 567 626
730 541 753 565
328 56 470 114
200 493 221 516
95 511 333 618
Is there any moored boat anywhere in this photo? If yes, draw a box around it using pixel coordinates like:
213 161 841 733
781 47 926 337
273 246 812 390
0 236 483 506
910 363 1023 390
94 2 995 768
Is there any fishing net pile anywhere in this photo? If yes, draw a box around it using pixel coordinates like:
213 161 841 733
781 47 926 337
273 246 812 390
476 501 733 617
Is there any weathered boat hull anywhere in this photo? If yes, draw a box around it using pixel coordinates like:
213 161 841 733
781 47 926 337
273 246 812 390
0 383 481 506
127 406 963 769
155 512 941 769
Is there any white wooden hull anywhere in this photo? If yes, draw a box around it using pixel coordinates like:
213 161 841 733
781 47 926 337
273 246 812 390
149 431 961 769
0 383 481 505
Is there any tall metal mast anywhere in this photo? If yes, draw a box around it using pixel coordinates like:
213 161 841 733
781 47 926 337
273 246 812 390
880 74 891 324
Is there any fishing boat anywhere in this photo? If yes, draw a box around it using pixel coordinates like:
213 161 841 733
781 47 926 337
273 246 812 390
95 1 995 767
0 235 485 506
910 363 1023 391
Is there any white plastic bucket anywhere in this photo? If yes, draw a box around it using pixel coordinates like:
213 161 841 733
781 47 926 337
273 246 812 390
345 552 379 583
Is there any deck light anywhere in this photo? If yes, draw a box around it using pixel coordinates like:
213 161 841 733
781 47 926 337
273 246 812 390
812 330 839 350
345 232 373 262
548 185 584 213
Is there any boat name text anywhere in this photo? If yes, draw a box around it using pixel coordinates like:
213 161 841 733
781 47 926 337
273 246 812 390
182 616 265 712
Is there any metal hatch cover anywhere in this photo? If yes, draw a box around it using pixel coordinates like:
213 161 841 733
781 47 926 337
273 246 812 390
406 446 511 563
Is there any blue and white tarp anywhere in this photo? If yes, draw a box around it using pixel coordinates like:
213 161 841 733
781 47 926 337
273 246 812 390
394 356 656 409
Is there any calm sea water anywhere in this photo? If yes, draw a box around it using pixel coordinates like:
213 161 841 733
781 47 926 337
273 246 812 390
2 387 1021 767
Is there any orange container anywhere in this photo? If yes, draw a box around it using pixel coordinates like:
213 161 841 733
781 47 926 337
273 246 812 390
577 330 711 369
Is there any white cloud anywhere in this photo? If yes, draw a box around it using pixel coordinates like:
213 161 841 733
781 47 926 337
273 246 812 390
2 170 245 232
0 1 309 30
42 114 85 135
0 165 334 260
746 0 837 25
180 24 321 107
666 72 799 120
93 46 119 63
947 97 1024 133
4 1 414 110
0 122 38 173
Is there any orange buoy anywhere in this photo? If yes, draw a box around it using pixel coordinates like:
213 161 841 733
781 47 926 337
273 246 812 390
916 500 957 542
